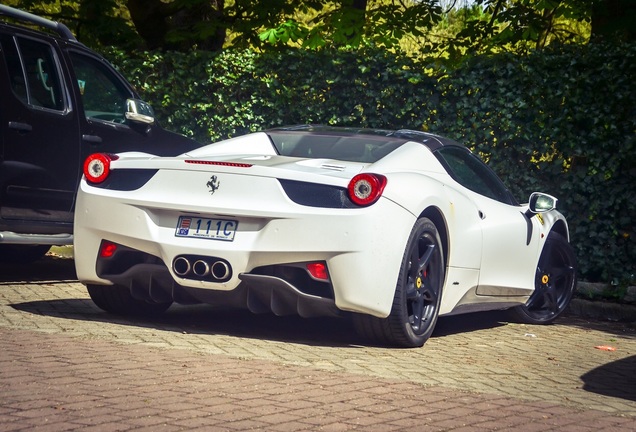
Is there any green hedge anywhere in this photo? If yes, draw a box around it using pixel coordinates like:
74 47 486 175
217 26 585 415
105 48 438 140
105 44 635 285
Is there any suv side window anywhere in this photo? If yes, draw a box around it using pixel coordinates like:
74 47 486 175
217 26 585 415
0 34 64 110
69 52 132 124
435 146 516 205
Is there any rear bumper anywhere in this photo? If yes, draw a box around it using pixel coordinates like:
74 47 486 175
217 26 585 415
74 180 416 317
96 259 341 318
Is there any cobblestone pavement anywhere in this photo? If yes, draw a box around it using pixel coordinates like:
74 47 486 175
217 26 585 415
0 256 635 431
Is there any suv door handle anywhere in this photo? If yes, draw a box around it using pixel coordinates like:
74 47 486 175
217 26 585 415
8 121 33 132
82 134 103 143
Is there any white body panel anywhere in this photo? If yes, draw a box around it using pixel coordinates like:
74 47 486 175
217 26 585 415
74 131 569 319
75 166 417 317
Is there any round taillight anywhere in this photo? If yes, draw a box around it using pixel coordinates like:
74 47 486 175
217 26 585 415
347 173 387 206
83 153 118 184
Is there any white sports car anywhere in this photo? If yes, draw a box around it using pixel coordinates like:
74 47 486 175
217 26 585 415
74 125 577 347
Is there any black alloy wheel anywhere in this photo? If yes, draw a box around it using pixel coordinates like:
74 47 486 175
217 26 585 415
353 217 444 347
509 231 577 324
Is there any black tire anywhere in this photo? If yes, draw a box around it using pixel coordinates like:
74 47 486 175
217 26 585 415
0 244 51 263
353 217 444 348
508 232 577 324
87 283 172 317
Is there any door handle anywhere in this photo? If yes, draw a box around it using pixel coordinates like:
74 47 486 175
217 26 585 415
82 134 103 143
8 121 33 132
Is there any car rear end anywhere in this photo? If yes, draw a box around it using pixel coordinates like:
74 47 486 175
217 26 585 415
74 150 416 318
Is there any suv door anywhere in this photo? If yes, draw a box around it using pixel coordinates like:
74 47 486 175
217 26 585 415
0 33 79 229
68 50 196 164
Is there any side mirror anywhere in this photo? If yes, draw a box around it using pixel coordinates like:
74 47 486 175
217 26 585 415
528 192 558 213
125 98 155 125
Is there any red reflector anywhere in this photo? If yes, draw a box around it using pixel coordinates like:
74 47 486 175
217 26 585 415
185 160 252 168
99 241 117 258
306 262 329 280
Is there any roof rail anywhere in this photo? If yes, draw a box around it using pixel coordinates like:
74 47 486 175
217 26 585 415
0 4 77 42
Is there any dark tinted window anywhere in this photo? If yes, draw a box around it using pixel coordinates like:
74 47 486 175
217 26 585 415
70 52 132 123
0 34 64 110
435 146 516 205
0 34 26 101
268 132 405 163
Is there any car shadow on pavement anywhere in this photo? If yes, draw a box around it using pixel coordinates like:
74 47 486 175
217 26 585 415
0 255 77 283
9 297 510 349
434 311 509 336
8 298 362 347
3 254 510 348
4 255 634 347
581 355 636 402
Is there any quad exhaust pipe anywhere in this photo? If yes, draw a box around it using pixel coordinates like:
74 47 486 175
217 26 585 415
173 255 232 282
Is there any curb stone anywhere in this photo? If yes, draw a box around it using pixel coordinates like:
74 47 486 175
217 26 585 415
568 298 636 322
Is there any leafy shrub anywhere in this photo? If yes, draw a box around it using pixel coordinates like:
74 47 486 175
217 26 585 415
103 43 635 285
433 43 635 285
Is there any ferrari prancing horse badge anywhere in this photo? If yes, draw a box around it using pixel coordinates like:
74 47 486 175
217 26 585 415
206 175 220 195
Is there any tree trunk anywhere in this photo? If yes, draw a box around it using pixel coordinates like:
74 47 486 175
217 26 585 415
126 0 170 49
591 0 636 42
126 0 226 51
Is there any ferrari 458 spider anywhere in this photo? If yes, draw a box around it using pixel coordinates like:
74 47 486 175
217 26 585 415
74 125 577 347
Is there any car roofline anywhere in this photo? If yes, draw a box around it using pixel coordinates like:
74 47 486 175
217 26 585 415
0 4 77 42
267 124 464 151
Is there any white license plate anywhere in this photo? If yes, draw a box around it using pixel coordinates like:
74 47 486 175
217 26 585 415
175 216 238 241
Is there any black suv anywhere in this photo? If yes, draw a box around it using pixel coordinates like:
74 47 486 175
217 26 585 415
0 5 198 262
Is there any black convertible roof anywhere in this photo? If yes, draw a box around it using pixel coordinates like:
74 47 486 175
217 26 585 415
269 124 463 151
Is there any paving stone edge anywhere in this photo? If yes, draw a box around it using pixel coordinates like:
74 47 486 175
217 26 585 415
568 298 636 322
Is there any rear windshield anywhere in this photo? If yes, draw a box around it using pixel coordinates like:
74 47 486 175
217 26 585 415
268 131 406 163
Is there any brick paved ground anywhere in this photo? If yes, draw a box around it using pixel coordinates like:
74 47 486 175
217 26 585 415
0 256 635 431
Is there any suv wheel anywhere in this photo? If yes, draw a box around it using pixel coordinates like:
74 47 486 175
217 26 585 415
0 244 50 263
